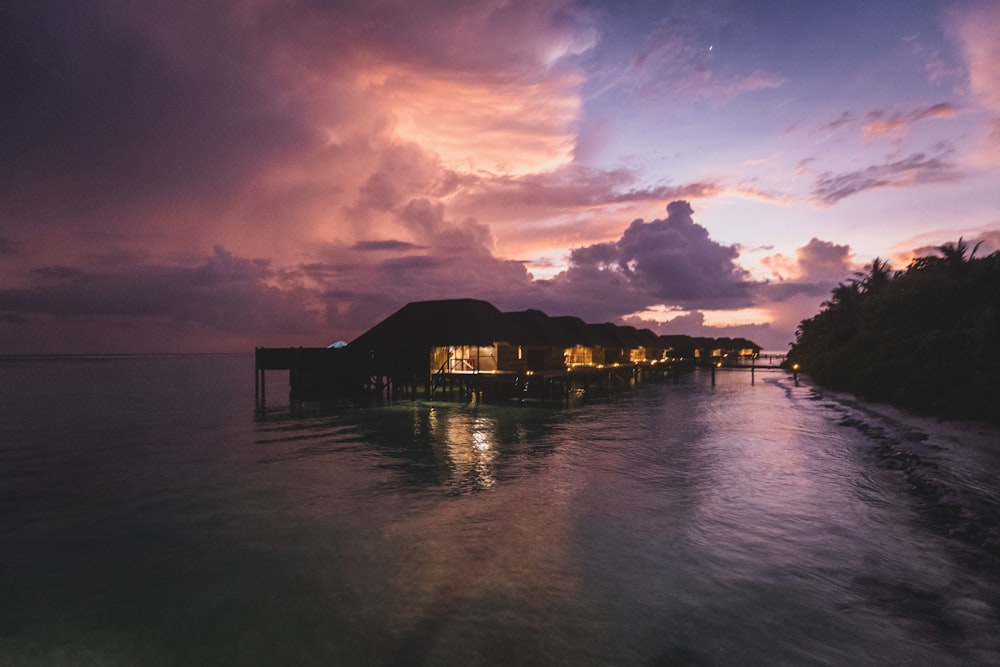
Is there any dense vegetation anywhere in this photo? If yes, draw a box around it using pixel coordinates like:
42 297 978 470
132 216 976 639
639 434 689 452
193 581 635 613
788 240 1000 423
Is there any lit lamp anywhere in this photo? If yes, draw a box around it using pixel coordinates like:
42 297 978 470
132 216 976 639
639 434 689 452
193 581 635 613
792 363 799 384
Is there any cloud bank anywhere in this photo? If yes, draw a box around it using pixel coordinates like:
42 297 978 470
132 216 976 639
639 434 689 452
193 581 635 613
2 1 997 354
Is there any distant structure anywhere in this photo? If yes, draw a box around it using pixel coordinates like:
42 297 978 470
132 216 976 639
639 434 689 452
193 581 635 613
255 298 764 405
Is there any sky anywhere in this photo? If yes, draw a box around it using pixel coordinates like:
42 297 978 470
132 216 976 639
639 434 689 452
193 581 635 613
2 0 999 353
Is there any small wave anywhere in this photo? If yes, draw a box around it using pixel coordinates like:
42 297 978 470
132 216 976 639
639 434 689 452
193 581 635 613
806 388 1000 564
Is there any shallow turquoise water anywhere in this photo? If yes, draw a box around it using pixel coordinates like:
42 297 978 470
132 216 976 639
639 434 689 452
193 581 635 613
1 355 998 665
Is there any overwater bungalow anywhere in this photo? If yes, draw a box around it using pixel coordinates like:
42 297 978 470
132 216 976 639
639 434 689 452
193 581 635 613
502 309 577 373
255 298 761 403
347 299 516 396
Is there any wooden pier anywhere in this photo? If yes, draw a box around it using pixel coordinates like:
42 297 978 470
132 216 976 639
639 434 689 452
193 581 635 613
253 346 790 408
255 299 785 408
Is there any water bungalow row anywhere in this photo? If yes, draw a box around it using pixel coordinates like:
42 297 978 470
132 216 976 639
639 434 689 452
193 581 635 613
255 298 766 405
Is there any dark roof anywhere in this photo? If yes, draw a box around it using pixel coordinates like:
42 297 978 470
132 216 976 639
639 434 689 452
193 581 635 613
502 309 561 346
614 325 658 349
659 335 696 356
636 328 661 348
351 299 525 349
548 316 600 347
587 322 630 348
348 298 761 353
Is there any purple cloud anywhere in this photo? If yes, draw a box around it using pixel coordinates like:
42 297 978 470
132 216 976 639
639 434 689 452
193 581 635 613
821 111 854 132
812 152 961 205
0 3 314 235
501 201 761 325
352 240 426 252
863 102 960 136
554 201 756 309
0 247 323 334
758 238 856 302
454 165 721 212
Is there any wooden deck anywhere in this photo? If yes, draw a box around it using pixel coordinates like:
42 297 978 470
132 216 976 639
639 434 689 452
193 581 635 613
253 347 794 407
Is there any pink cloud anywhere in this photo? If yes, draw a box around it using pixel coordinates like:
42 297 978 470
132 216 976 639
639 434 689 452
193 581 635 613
948 4 1000 164
731 180 796 204
757 238 857 309
624 311 790 352
862 102 960 137
795 238 855 282
949 4 1000 116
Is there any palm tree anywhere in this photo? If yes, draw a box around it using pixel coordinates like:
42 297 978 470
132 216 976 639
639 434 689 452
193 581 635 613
855 257 893 294
937 237 983 276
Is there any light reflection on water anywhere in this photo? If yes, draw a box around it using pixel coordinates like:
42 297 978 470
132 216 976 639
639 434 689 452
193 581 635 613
0 358 999 665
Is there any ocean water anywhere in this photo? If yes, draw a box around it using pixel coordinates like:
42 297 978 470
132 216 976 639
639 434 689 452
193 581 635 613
1 354 999 666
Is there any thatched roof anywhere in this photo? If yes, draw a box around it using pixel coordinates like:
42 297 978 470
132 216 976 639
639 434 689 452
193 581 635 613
587 322 631 348
351 299 525 350
348 298 758 354
613 325 660 349
502 309 562 346
547 316 600 347
659 334 697 356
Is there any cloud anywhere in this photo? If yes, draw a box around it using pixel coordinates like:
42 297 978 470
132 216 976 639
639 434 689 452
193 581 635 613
581 5 783 110
904 33 961 86
623 310 790 352
731 180 796 204
303 211 541 336
729 69 785 95
758 238 856 303
0 0 599 269
811 151 961 205
795 238 855 282
948 3 1000 163
281 0 596 78
0 2 315 237
294 199 767 331
0 197 851 353
889 226 1000 267
352 240 426 252
794 158 816 176
949 4 1000 117
4 1 989 356
862 102 960 137
0 247 324 337
544 201 756 316
821 112 854 132
380 67 583 175
455 165 721 211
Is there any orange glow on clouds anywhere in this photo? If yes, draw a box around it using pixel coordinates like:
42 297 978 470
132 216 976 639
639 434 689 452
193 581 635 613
377 66 582 175
700 307 775 327
953 5 1000 116
632 305 775 327
950 4 1000 165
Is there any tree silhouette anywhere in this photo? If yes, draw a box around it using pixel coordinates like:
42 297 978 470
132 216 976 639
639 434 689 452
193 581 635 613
788 239 1000 423
855 257 893 294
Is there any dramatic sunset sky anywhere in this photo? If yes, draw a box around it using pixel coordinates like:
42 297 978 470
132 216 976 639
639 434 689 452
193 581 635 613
2 0 999 353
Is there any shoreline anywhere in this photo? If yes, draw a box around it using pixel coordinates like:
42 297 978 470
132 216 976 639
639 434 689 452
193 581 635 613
795 375 1000 456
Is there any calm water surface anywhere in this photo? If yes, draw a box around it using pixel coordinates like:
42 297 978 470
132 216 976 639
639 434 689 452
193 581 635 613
1 355 999 665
